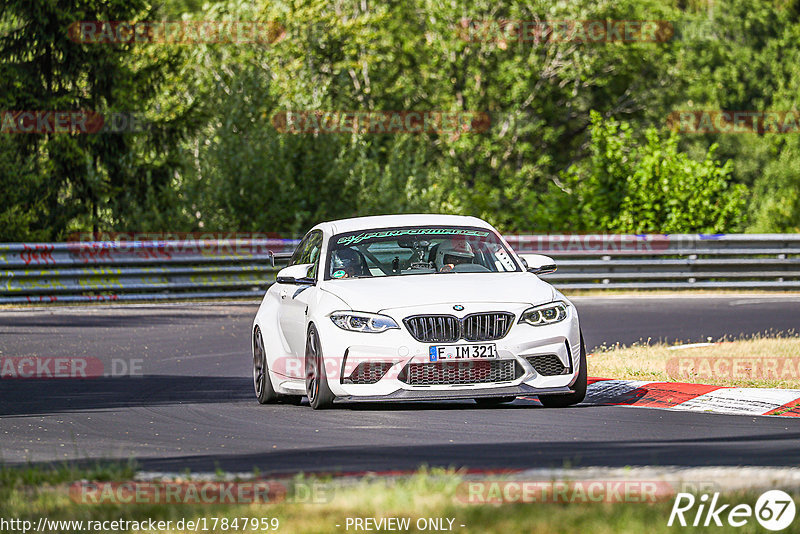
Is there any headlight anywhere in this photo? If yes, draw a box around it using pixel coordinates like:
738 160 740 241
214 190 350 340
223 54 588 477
519 301 568 326
329 311 400 333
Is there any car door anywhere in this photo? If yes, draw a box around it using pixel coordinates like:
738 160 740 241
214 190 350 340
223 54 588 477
277 230 323 373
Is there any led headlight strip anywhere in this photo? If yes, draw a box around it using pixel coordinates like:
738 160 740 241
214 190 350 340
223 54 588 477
329 311 400 333
519 301 568 326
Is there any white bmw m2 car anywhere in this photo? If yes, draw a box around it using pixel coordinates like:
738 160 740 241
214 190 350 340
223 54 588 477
251 214 586 409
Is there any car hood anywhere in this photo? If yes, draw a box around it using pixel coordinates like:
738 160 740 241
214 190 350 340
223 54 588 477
321 272 555 313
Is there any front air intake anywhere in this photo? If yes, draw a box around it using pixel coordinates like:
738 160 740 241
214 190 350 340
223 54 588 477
526 354 569 376
398 360 521 385
343 362 394 384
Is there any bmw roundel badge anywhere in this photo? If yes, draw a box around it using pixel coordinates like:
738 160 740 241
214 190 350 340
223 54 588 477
453 305 464 311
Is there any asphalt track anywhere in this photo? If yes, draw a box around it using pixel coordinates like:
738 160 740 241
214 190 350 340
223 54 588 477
1 295 799 474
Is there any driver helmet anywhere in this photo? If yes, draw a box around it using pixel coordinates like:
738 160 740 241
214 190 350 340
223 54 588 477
435 239 475 270
331 248 364 277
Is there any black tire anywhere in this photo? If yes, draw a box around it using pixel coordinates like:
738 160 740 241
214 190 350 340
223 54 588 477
475 396 517 406
538 332 587 408
305 325 335 409
253 326 278 404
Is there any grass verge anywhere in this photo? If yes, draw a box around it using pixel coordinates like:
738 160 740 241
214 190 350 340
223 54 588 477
589 334 800 388
2 464 798 534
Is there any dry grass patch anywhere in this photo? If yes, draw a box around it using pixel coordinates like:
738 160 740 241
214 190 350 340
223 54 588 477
589 335 800 388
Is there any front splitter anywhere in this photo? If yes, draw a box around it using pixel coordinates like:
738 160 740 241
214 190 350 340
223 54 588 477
335 383 574 402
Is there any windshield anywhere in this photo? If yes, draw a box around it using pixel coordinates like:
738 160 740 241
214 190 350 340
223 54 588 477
325 226 521 280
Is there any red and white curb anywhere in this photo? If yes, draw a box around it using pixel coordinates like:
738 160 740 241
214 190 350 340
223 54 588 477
584 378 800 417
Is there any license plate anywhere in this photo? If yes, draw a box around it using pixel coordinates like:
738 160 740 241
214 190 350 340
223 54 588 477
429 344 498 361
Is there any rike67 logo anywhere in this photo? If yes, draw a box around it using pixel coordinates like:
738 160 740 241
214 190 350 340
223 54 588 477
668 490 796 531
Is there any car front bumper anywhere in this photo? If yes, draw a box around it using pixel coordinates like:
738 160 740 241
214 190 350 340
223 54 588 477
314 302 582 400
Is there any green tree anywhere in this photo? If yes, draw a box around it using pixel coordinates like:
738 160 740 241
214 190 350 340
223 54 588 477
180 0 688 235
0 0 196 239
674 0 800 231
557 111 747 233
4 0 797 240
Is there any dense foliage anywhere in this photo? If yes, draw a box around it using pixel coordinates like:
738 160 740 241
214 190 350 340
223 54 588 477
1 0 799 240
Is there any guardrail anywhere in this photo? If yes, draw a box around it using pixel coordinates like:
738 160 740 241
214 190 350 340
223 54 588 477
1 234 799 303
510 234 800 290
0 239 297 304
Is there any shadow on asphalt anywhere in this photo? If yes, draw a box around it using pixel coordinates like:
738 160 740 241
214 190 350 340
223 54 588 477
0 313 238 329
0 375 252 417
121 425 800 473
0 374 601 417
0 375 588 417
11 428 800 474
340 400 570 411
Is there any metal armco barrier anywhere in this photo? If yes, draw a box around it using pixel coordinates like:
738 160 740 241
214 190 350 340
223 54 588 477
1 234 799 303
511 233 800 290
0 239 297 304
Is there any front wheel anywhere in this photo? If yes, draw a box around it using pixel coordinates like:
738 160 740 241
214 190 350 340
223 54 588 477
305 325 335 409
538 332 587 408
253 326 278 404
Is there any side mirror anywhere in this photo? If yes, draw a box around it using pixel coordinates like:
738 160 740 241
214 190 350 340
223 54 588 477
276 263 315 285
520 254 557 275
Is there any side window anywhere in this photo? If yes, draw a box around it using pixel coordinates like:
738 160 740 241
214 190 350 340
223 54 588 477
305 231 323 279
289 230 323 279
289 233 312 266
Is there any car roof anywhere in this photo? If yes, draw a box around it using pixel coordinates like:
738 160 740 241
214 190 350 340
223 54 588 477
311 214 497 235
